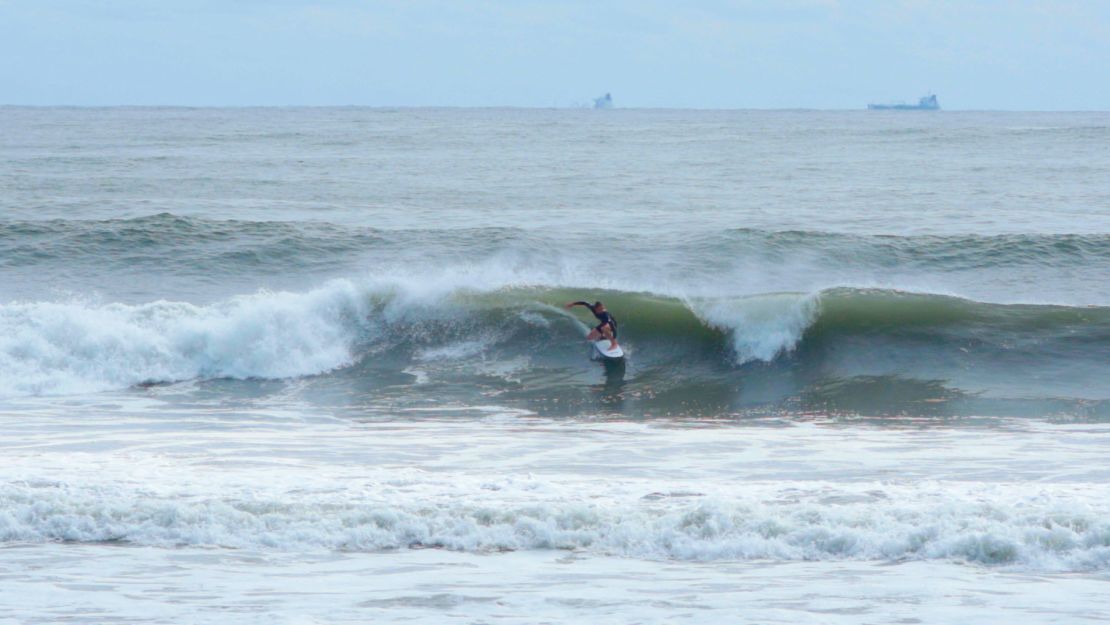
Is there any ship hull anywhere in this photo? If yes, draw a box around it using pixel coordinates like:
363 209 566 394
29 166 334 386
867 104 939 110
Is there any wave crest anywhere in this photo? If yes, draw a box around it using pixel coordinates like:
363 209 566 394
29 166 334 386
0 281 371 397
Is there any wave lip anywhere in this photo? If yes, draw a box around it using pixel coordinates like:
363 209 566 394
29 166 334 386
690 292 819 364
0 280 372 398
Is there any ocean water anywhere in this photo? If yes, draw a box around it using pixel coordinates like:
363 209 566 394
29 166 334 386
1 107 1108 623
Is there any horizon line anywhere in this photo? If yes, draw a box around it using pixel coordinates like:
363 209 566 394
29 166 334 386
3 104 1108 113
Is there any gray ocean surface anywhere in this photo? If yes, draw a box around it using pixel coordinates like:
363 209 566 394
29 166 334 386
1 108 1109 624
1 107 1107 417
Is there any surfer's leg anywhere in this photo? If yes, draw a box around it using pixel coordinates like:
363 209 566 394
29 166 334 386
600 325 618 349
586 329 602 341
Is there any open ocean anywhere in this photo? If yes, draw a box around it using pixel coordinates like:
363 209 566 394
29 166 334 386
1 107 1109 624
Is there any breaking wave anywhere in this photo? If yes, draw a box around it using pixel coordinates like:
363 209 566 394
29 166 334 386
2 478 1108 571
0 278 1106 401
0 281 374 397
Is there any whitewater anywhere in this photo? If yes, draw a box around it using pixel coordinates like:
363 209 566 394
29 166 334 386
1 107 1108 623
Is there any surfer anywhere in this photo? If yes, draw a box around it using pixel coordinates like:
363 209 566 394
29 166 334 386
564 300 619 350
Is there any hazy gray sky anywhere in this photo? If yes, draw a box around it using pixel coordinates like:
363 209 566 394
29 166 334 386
2 0 1107 109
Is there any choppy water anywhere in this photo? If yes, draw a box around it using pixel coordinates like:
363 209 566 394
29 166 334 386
1 107 1108 623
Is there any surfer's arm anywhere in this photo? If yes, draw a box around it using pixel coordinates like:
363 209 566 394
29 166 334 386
564 301 591 309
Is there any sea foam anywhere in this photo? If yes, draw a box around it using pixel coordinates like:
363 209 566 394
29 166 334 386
691 293 820 364
2 478 1107 572
0 280 371 398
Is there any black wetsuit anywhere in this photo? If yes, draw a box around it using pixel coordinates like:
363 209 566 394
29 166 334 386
571 302 618 339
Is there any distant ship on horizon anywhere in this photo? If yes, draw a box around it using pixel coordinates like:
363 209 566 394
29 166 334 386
593 93 613 109
867 94 939 110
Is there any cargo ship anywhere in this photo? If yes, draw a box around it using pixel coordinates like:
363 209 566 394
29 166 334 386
593 93 613 109
867 94 939 110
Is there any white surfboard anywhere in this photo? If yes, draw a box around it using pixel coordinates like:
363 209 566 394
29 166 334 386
592 340 624 359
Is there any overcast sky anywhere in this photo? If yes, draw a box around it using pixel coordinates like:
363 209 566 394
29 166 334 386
1 0 1107 109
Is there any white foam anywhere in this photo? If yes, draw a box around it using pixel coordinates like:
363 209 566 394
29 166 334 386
2 479 1107 571
0 280 372 398
415 339 494 362
691 292 820 364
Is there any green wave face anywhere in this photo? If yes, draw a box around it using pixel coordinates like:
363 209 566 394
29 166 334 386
328 286 1110 420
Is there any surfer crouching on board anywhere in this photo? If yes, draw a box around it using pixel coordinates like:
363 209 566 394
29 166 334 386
564 300 619 350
